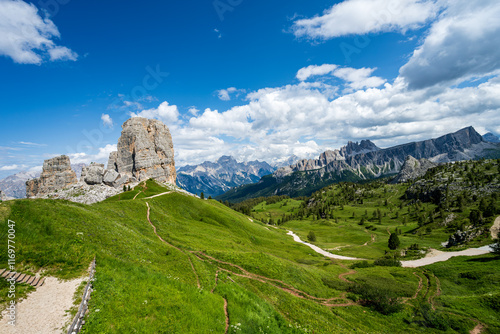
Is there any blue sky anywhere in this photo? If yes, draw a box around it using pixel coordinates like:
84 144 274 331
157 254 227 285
1 0 500 179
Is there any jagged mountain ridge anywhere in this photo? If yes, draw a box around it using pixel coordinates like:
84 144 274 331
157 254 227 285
176 156 276 197
217 126 500 202
275 140 380 178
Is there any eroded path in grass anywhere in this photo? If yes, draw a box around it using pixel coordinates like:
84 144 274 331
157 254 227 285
145 202 201 289
145 202 222 326
287 231 363 260
192 251 356 307
144 202 357 310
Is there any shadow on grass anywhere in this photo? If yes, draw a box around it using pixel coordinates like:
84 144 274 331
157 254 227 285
466 256 499 263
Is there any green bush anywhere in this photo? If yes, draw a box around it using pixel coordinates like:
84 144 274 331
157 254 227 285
482 293 500 312
350 261 374 269
348 283 403 315
374 257 402 267
307 230 317 242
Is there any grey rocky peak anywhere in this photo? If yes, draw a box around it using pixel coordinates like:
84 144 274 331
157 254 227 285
0 170 39 199
81 163 105 185
108 117 176 184
274 140 380 179
341 140 380 157
176 156 275 197
483 132 500 143
393 156 438 183
26 155 78 198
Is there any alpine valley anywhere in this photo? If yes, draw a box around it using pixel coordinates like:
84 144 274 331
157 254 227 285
217 127 500 203
1 118 500 334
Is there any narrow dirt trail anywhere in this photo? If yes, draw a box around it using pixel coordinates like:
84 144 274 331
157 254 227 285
223 299 229 334
145 203 226 328
211 270 220 293
144 200 361 334
411 272 424 300
145 202 200 288
133 183 148 200
144 191 172 199
193 251 353 306
337 263 356 284
470 322 485 334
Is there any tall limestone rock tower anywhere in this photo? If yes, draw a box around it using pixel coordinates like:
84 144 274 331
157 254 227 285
107 117 176 184
26 155 78 198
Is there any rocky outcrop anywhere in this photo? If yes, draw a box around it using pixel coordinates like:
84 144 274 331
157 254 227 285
107 151 118 170
23 118 177 201
26 155 78 198
107 117 176 184
393 156 438 183
81 163 105 185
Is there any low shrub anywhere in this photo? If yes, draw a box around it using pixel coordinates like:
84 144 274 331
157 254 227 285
348 283 403 315
374 257 402 267
350 261 374 269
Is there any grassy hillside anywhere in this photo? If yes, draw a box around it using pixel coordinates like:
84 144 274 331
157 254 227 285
236 159 500 259
1 176 499 333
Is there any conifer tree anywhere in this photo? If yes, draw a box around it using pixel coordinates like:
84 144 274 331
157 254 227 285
388 233 400 250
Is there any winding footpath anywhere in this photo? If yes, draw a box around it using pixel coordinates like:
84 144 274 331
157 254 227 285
401 246 493 268
287 231 362 260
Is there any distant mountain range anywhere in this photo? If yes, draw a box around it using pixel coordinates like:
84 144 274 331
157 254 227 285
217 127 500 202
176 156 276 198
0 163 85 199
483 132 500 143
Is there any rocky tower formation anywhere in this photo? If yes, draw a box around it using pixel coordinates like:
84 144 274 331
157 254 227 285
107 117 176 184
26 155 78 198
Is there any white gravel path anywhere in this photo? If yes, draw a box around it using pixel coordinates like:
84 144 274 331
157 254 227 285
0 277 83 334
287 231 362 260
401 246 493 268
403 216 499 268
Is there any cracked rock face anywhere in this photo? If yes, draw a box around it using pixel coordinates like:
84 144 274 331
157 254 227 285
81 163 105 185
107 117 176 184
26 155 78 198
393 156 438 183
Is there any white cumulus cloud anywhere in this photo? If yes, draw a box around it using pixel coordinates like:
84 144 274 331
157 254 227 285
292 0 440 39
333 67 386 90
400 0 500 89
101 114 113 128
217 87 245 101
0 0 78 64
296 64 338 81
0 164 26 171
68 144 117 165
131 101 180 125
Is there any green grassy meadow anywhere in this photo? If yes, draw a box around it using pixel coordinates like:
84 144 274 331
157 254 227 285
0 166 499 333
